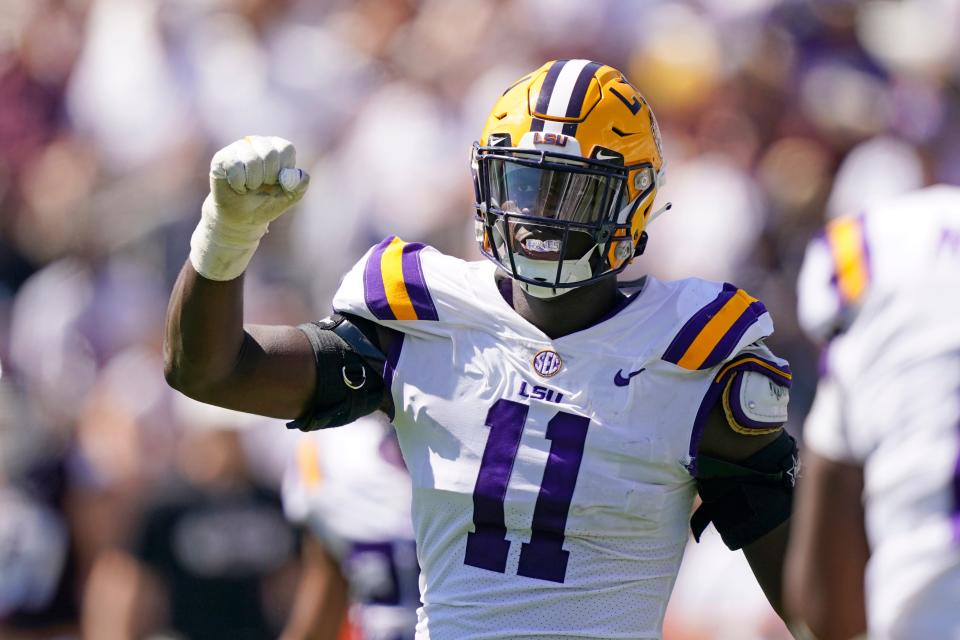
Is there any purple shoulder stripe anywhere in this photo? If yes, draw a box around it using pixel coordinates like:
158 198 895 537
400 242 439 321
363 237 398 320
663 283 738 365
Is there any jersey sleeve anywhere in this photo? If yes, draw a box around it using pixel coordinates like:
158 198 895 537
662 282 775 371
331 236 446 339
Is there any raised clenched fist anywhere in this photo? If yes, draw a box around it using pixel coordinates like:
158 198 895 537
208 136 310 227
190 136 310 281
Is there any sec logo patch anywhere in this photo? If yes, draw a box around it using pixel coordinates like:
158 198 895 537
532 349 563 378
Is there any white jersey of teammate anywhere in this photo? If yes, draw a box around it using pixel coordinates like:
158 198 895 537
332 236 790 640
799 185 960 639
283 413 420 640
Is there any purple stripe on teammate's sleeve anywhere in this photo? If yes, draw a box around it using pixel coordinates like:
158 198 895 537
857 213 872 281
662 283 738 365
363 237 397 320
401 243 439 321
953 452 960 541
382 332 404 421
699 300 768 370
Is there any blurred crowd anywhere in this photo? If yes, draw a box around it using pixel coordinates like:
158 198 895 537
2 0 959 638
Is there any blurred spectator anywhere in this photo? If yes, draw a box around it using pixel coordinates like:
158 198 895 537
83 399 302 640
0 0 959 637
0 366 82 639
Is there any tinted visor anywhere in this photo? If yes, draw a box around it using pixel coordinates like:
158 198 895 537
486 157 625 224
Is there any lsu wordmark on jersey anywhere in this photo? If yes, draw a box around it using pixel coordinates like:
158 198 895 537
330 236 790 639
799 185 960 639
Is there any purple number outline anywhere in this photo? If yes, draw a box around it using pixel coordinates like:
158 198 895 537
464 399 590 583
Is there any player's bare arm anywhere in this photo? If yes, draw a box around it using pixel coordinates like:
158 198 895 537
164 136 317 418
165 136 393 424
784 450 868 640
695 387 798 621
165 263 317 418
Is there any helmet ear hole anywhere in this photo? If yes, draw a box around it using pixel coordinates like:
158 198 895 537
634 231 648 257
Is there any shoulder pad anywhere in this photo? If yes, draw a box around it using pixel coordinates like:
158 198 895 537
663 283 771 370
363 236 439 322
715 344 791 435
721 370 789 435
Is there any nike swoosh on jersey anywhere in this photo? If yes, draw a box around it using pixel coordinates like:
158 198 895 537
614 367 646 386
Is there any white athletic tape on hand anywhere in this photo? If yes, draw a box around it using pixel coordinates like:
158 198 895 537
190 136 309 281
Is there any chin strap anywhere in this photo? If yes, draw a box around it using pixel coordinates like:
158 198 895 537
514 245 599 299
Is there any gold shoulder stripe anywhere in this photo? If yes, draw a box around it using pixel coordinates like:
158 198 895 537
826 216 870 304
380 237 419 321
676 289 759 370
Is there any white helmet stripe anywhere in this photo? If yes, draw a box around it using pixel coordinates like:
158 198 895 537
545 59 592 118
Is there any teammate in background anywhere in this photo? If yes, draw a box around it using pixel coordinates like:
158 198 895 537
164 60 798 639
785 185 960 640
281 413 418 640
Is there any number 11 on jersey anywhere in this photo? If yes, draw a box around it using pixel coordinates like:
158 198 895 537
464 399 590 583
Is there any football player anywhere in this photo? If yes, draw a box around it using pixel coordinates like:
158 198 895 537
282 413 419 640
786 186 960 640
165 60 797 639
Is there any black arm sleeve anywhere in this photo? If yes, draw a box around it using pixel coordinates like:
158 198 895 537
286 313 392 432
691 431 799 550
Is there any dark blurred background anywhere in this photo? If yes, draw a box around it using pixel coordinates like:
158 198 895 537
1 0 957 638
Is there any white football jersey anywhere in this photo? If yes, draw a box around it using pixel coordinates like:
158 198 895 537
800 185 960 639
283 414 419 639
331 237 789 640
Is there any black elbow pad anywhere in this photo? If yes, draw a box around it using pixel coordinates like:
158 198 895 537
691 431 799 550
287 314 388 432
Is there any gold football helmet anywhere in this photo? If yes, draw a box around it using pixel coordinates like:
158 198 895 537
472 59 666 297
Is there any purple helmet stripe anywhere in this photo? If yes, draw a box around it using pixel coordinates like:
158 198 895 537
363 237 397 320
401 242 439 321
662 283 738 364
564 61 601 118
534 60 568 119
560 61 602 138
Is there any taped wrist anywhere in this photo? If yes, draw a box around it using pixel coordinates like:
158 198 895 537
189 195 269 281
287 314 386 432
691 431 799 550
